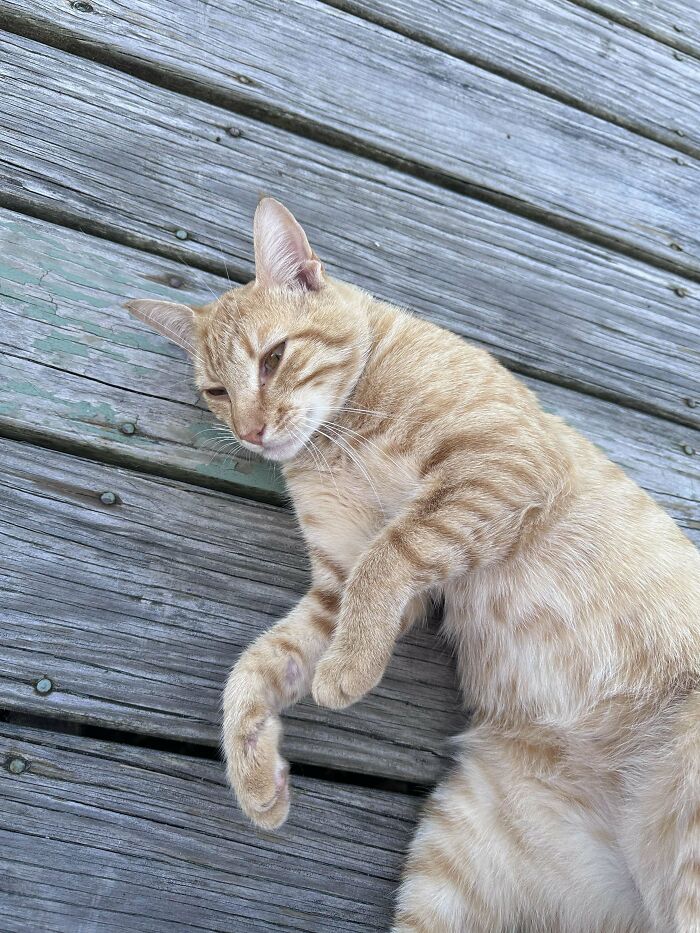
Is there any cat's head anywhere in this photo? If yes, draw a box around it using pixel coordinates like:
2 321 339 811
127 198 371 461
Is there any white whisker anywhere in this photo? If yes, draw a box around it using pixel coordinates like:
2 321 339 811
174 251 221 304
339 406 388 418
306 420 384 513
325 419 414 482
288 424 328 489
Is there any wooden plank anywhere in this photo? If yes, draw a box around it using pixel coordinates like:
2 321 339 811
1 212 698 536
0 723 419 931
1 41 698 433
0 437 464 783
0 7 699 282
338 0 700 157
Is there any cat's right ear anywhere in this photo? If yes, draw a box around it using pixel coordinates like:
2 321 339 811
254 197 324 291
126 299 196 353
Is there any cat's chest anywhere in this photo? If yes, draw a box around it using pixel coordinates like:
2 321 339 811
285 459 413 572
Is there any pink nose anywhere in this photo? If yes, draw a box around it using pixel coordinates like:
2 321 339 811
240 424 266 446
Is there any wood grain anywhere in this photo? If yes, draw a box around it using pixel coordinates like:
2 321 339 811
0 5 698 282
335 0 700 157
1 36 699 431
0 211 283 498
0 723 420 931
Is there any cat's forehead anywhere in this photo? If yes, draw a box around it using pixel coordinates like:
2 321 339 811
201 284 301 365
217 284 301 327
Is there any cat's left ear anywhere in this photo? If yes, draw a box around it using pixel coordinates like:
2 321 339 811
254 197 324 291
126 299 196 353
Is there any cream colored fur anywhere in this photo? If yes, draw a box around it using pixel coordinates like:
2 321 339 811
129 198 700 932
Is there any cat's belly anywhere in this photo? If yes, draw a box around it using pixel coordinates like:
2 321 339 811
442 561 615 726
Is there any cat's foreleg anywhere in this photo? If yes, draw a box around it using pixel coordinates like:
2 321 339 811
222 585 338 828
312 479 487 710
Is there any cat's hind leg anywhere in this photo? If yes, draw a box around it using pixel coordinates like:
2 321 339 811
622 690 700 933
393 725 647 933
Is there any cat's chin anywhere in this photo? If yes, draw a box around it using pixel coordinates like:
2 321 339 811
260 436 304 462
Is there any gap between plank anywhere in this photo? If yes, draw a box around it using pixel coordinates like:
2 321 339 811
0 708 432 797
1 12 700 292
0 425 288 506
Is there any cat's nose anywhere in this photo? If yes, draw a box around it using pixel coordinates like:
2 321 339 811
240 423 266 446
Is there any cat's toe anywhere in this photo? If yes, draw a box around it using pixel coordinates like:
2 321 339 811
312 655 378 709
248 760 291 829
312 669 354 709
224 715 292 829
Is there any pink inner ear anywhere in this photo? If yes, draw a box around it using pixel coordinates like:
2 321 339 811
254 198 324 291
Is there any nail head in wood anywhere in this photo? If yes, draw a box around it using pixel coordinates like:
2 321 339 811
682 444 696 456
35 677 54 695
685 398 698 409
175 229 189 241
226 127 242 138
8 758 27 775
99 491 117 506
120 422 136 436
71 0 94 10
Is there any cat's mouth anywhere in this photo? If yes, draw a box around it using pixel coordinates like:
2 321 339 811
258 409 323 462
258 435 304 462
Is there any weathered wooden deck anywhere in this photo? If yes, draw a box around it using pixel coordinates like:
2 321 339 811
0 1 698 929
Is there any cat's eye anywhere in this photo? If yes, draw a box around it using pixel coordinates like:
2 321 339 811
261 341 286 379
204 386 228 398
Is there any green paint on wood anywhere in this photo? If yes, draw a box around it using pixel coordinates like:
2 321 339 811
63 399 117 424
46 282 116 309
0 212 284 503
34 335 91 359
195 457 284 494
20 302 61 325
0 264 36 286
5 378 53 400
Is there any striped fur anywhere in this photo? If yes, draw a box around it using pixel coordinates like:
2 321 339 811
130 199 700 931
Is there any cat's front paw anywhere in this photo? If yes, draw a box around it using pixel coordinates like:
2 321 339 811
311 650 383 710
223 713 291 830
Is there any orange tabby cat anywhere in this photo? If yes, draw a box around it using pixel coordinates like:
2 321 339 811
129 198 700 932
